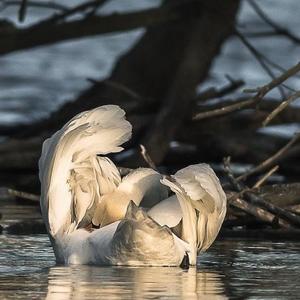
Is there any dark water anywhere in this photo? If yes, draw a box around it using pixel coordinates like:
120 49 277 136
0 234 299 299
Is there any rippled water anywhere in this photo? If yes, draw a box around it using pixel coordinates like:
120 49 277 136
0 235 299 299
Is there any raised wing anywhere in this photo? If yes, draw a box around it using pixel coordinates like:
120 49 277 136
39 105 132 236
118 168 169 208
161 163 226 262
91 168 169 228
147 195 182 229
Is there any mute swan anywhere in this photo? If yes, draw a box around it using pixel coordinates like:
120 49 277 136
39 105 226 266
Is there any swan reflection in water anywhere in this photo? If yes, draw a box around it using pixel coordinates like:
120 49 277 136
46 266 227 300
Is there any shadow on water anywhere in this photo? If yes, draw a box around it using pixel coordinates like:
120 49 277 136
0 234 300 299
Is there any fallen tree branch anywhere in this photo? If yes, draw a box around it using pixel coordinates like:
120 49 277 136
229 196 291 228
7 188 39 202
252 165 279 188
262 90 300 126
193 98 254 120
0 1 197 55
237 132 300 181
252 183 300 207
139 1 239 165
224 157 300 227
193 61 300 120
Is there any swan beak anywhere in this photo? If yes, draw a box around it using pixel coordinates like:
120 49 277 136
180 252 190 269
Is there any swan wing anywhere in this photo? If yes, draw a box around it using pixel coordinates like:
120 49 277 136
118 168 169 207
161 163 226 256
39 105 132 236
147 195 182 228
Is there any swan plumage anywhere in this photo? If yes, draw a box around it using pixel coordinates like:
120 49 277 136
39 104 226 266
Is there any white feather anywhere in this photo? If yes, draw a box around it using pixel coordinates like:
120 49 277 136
161 164 227 260
39 105 131 236
39 105 226 267
147 196 182 228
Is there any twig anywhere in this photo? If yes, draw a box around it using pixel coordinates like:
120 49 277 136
235 29 286 98
262 90 300 126
193 62 300 120
242 30 282 38
41 0 108 25
247 0 300 44
195 78 244 102
18 0 27 22
7 188 39 202
193 98 254 120
237 132 300 181
87 79 143 101
252 165 279 188
0 0 67 12
139 144 158 171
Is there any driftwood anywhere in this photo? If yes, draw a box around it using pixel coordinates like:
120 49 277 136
229 197 291 229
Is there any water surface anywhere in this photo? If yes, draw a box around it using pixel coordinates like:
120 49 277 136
0 235 299 299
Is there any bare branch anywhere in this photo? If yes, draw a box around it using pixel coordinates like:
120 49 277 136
18 0 27 22
0 2 195 55
247 0 300 44
0 0 67 12
7 188 39 202
262 90 300 126
41 0 108 25
252 165 279 189
139 144 158 171
237 132 300 181
193 62 300 120
86 79 143 101
195 78 244 102
235 29 286 97
193 98 254 120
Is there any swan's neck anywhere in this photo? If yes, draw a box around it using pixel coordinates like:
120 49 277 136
176 195 197 264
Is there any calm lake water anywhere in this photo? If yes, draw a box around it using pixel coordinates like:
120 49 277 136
0 234 299 299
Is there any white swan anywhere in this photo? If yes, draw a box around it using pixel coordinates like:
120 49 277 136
39 105 226 266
